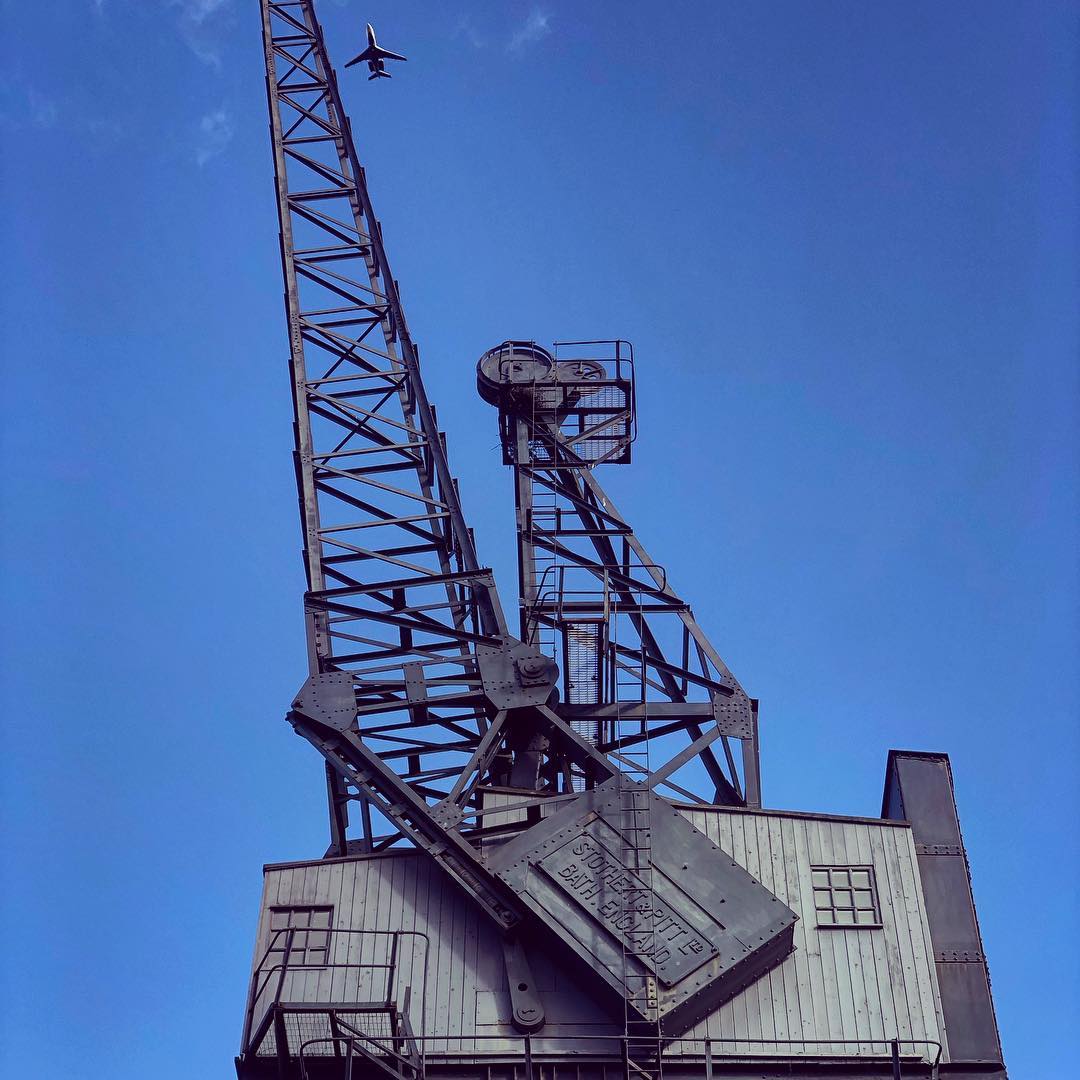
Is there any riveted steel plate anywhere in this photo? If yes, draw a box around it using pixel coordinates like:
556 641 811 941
291 672 355 731
537 829 720 986
476 640 559 709
490 776 797 1033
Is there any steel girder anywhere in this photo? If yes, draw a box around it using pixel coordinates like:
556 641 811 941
481 342 761 807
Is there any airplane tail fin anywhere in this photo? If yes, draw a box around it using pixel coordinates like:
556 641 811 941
368 70 392 81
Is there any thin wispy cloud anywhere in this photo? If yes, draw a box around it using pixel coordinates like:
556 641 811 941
167 0 233 68
454 14 486 50
196 106 234 165
0 77 130 145
84 113 130 142
170 0 229 20
508 8 551 51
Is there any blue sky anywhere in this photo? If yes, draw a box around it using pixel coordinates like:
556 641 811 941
1 1 1076 1076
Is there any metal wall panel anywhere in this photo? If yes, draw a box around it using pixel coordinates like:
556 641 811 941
670 809 947 1060
246 807 948 1062
883 751 1003 1065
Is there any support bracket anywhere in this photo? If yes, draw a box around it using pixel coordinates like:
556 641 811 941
502 936 546 1033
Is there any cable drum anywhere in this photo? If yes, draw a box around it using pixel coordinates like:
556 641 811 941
477 342 606 416
477 341 557 413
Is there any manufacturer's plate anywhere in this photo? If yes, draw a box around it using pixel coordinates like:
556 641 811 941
538 830 720 986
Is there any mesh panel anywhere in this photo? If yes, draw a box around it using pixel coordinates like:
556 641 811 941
257 1008 400 1057
558 383 631 464
566 622 603 707
519 381 631 466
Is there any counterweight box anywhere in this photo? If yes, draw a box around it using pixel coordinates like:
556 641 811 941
490 777 798 1034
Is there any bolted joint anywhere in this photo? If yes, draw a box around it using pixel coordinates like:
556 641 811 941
290 671 356 731
517 653 559 688
477 638 560 710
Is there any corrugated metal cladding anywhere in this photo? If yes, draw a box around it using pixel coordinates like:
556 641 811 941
249 808 947 1061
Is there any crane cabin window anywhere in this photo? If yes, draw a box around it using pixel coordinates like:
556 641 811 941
267 906 333 966
811 866 881 927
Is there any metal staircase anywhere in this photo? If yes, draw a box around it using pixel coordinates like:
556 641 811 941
240 928 426 1080
297 1003 423 1080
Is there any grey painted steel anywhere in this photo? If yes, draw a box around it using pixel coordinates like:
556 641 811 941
477 340 761 808
250 7 1006 1080
259 2 765 869
259 0 508 864
489 779 796 1033
882 752 1004 1071
501 936 546 1033
241 803 947 1068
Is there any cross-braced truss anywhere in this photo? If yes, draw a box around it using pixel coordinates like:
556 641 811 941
261 0 509 858
260 2 759 902
478 341 760 806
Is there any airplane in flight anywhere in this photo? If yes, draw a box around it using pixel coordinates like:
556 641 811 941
344 23 407 80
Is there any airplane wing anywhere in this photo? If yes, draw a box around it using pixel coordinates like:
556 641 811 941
372 46 407 62
344 46 378 68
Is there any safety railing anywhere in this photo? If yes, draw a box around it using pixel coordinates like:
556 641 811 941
299 1034 423 1080
552 339 637 464
241 927 429 1065
291 1031 943 1079
529 564 673 634
553 340 637 403
480 339 637 467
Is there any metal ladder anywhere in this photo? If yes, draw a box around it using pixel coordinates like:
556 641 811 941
528 490 558 654
525 378 559 668
612 590 664 1080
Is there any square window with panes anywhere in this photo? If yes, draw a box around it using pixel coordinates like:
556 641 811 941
811 866 880 927
267 906 332 966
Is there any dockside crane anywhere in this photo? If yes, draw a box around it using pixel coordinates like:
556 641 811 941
240 4 1006 1078
261 0 789 1043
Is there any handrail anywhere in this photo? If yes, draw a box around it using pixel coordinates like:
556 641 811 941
298 1036 424 1080
530 562 671 626
288 1030 943 1080
553 339 637 445
241 927 430 1060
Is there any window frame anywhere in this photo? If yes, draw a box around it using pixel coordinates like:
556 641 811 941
809 864 883 930
266 905 334 967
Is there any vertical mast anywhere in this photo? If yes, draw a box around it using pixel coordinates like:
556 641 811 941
477 341 761 806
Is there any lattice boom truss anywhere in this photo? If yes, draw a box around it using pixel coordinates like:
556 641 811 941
262 0 512 851
261 1 759 871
